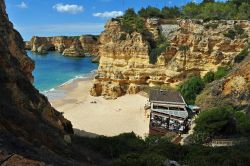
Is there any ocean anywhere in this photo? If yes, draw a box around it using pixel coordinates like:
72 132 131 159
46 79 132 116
27 51 98 93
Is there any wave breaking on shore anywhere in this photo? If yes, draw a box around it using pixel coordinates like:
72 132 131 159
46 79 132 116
42 69 97 100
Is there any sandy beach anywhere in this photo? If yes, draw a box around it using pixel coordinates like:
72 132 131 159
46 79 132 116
48 77 150 137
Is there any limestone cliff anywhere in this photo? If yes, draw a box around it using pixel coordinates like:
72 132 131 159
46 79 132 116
28 35 99 56
91 19 250 99
0 1 103 165
196 55 250 111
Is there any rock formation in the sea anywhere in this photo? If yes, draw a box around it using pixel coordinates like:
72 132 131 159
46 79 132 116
90 19 250 99
25 41 31 50
0 1 104 165
196 55 250 111
28 35 99 56
62 39 85 57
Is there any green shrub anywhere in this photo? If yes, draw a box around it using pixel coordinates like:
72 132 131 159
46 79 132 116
234 111 250 134
190 131 212 144
240 33 249 39
149 47 166 64
112 153 166 166
194 107 236 138
202 0 215 3
111 17 121 22
234 48 249 63
120 33 127 40
72 131 250 165
183 2 201 19
200 2 233 20
235 25 245 35
179 76 205 105
72 36 80 40
178 45 189 53
224 29 237 40
72 132 145 159
149 34 169 64
236 2 250 20
203 71 215 84
182 2 236 20
205 23 219 29
224 26 247 40
121 8 147 34
135 18 146 33
120 1 250 23
193 107 250 144
214 66 230 80
201 66 230 85
138 6 162 18
145 135 171 148
161 6 181 19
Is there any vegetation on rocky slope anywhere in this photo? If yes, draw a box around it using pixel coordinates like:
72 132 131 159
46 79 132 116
0 0 106 164
1 0 250 165
178 66 230 105
87 56 250 165
192 107 250 144
179 76 205 105
196 51 250 109
234 44 250 63
120 8 146 34
178 52 250 145
149 34 170 64
138 0 250 20
115 0 249 64
73 132 250 166
116 8 171 64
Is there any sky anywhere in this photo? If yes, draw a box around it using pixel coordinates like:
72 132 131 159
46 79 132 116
6 0 205 41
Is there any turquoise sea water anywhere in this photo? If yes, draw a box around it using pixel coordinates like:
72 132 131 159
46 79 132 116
27 51 98 92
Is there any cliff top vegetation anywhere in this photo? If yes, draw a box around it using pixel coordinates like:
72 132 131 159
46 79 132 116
137 0 250 20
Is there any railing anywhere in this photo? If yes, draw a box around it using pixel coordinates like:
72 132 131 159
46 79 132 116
149 125 169 135
205 138 247 147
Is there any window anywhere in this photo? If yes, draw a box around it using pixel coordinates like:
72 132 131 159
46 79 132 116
169 107 178 111
153 105 168 110
179 107 185 111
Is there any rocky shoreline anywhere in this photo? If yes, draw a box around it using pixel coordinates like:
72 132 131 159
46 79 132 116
25 34 100 57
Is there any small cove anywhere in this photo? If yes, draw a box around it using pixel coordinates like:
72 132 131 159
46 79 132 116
27 51 98 92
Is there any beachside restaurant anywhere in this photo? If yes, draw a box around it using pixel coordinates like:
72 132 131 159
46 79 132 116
148 90 190 135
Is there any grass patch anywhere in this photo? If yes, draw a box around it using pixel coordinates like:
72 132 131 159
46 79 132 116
234 48 249 63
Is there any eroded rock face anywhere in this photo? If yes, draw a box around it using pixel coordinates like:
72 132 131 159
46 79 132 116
29 35 99 56
62 39 85 57
0 153 46 166
196 56 250 111
0 1 92 165
0 2 35 82
91 19 250 98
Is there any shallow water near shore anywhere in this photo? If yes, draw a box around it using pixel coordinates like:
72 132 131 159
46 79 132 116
27 51 98 92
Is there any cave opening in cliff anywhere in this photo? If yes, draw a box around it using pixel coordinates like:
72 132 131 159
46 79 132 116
145 76 150 82
47 46 55 51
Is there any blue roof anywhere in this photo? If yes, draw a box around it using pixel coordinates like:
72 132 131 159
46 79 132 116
187 105 200 110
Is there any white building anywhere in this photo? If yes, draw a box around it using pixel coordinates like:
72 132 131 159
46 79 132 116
149 90 189 135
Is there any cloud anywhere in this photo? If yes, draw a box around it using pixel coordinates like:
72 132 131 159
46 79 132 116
53 3 84 14
17 2 28 9
93 11 123 18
